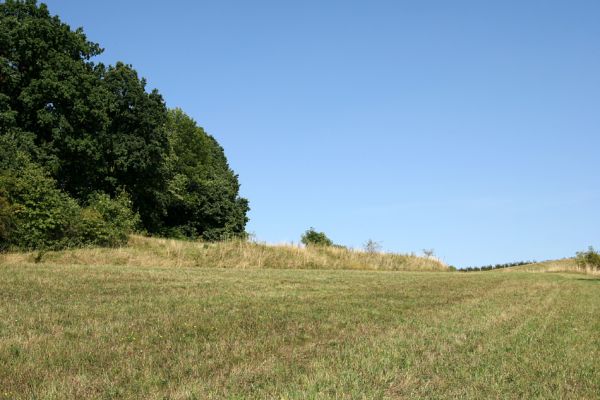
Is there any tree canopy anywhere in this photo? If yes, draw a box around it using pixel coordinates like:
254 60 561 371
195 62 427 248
0 0 249 249
163 109 249 240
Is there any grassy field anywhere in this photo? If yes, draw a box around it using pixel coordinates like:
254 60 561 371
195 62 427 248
507 258 600 275
0 243 598 399
0 235 447 272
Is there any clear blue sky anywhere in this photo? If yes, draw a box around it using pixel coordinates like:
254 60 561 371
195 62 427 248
44 0 599 267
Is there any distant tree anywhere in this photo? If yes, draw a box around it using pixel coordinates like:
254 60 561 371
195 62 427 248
301 227 333 247
575 246 600 270
423 249 435 258
461 260 535 272
363 239 381 254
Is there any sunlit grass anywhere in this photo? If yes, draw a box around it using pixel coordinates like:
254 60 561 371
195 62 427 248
0 254 598 398
0 235 447 272
506 258 600 275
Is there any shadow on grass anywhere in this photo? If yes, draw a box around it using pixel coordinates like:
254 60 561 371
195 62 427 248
575 278 600 282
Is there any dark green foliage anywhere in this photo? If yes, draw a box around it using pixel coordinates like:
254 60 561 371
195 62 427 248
0 1 249 248
0 0 107 176
0 153 138 251
1 0 170 230
301 227 333 247
163 109 249 240
0 136 24 250
0 194 14 250
99 62 170 231
459 260 535 272
0 155 84 250
575 246 600 270
77 192 141 247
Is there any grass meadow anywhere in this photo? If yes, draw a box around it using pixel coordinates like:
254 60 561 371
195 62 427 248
0 235 447 272
0 240 598 399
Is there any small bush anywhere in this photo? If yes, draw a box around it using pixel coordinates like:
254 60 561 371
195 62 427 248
78 192 141 247
575 246 600 270
1 160 82 250
301 227 333 247
0 156 139 250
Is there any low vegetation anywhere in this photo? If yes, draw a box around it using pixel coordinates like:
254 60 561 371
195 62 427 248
0 235 447 272
300 227 334 247
507 257 600 275
575 246 600 271
461 247 600 275
0 259 598 399
0 153 139 251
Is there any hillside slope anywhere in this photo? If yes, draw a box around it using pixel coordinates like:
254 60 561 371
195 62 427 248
0 235 447 272
502 258 599 274
0 263 598 398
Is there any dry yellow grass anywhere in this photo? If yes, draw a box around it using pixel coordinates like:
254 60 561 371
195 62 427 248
503 258 600 275
0 235 447 272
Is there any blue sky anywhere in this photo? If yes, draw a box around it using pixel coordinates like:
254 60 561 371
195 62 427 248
43 0 599 267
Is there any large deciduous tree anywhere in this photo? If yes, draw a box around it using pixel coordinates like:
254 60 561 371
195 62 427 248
164 109 249 240
101 62 169 231
0 0 107 177
0 0 249 246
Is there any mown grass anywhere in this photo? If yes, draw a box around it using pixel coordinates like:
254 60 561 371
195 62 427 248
0 255 598 399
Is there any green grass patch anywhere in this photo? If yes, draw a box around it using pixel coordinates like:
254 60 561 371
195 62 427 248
0 263 598 399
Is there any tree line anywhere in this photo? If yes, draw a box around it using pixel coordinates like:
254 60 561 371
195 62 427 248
0 0 249 250
459 260 535 272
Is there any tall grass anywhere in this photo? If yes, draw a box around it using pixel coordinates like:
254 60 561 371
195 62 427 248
502 258 600 275
0 235 448 271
